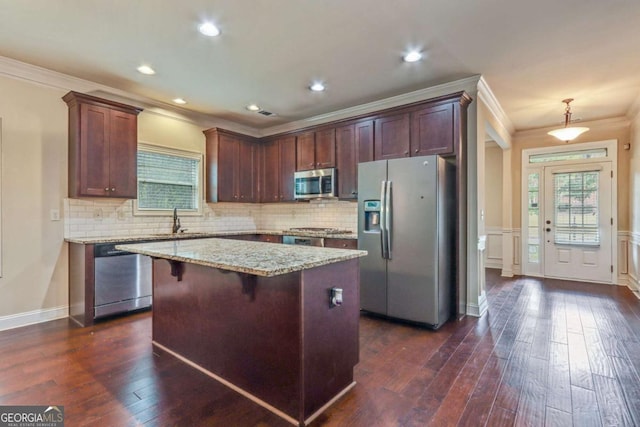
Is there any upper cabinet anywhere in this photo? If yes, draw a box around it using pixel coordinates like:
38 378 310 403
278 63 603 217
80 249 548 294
374 113 410 160
204 128 257 203
296 129 336 171
336 120 373 199
63 91 142 198
201 92 469 204
410 102 454 156
262 136 296 202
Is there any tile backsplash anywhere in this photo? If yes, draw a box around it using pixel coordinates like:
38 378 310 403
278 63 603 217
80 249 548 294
64 198 357 239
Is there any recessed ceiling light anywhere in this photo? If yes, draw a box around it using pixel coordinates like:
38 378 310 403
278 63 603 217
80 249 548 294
403 51 423 63
246 104 261 111
310 82 326 92
199 22 220 37
173 98 187 105
137 65 156 75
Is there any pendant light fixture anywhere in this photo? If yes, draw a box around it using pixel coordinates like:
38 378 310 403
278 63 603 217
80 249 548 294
547 98 589 142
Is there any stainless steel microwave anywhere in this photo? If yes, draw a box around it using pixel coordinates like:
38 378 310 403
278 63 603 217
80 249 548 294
294 168 337 200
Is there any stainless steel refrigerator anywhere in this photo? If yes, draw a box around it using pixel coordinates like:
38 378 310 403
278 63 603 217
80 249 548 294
358 155 456 329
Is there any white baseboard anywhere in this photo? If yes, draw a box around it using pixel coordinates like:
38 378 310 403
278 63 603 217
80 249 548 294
466 293 488 318
0 305 68 332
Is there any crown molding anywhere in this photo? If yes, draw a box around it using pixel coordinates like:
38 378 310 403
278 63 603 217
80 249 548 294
477 76 515 137
628 89 640 121
259 75 482 137
0 55 261 137
514 116 630 141
0 55 486 139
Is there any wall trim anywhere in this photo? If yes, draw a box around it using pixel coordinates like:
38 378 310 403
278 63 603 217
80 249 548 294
0 305 68 332
466 292 488 317
485 226 504 270
477 77 515 136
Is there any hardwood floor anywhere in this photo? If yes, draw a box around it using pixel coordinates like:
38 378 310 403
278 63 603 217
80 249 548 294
1 270 639 426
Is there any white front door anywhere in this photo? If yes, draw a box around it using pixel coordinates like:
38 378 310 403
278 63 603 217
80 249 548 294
543 162 613 283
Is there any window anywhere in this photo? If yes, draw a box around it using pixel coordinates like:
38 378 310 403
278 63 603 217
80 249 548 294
136 144 202 213
527 172 540 263
529 148 607 163
552 170 600 246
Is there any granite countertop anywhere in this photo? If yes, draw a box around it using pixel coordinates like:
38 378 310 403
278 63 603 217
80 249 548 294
65 229 356 244
116 238 367 277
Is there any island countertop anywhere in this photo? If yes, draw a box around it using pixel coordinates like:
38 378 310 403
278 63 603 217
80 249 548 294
117 238 367 277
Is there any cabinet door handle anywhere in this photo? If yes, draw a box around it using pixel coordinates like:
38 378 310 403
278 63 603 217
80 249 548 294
105 187 110 191
414 149 419 153
404 151 409 155
111 188 115 192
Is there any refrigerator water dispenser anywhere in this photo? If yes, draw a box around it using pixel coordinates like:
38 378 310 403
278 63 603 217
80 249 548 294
363 200 381 232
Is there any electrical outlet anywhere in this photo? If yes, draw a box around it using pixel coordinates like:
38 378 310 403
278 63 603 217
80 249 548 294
93 208 103 220
50 209 60 221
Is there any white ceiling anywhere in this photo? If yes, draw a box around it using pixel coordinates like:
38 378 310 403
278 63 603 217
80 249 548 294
1 0 639 132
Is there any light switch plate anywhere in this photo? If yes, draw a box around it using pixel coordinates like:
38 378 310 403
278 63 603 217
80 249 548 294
50 209 60 221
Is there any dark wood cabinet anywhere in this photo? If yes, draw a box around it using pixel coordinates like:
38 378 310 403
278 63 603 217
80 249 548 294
262 136 296 202
257 234 283 243
324 238 358 249
296 132 315 171
296 129 335 171
336 120 373 199
315 128 336 168
374 113 410 160
411 102 454 156
336 124 356 199
204 128 257 203
356 120 375 164
63 91 142 198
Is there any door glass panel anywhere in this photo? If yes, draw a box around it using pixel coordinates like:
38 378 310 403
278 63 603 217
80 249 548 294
553 171 599 246
527 172 540 263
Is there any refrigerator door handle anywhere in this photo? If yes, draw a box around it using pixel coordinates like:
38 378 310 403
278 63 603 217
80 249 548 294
380 180 388 259
385 180 392 259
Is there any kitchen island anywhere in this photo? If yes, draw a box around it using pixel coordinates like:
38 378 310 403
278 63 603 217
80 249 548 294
117 238 367 427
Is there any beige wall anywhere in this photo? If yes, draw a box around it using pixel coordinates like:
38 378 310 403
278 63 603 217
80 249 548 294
511 122 631 231
631 111 640 234
0 76 68 318
138 111 205 153
0 77 209 323
629 109 640 290
484 144 503 227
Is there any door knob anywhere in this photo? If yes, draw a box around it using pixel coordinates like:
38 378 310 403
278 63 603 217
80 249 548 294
546 220 551 224
546 228 551 232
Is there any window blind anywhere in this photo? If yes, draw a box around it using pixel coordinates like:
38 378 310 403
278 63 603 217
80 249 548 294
553 171 599 245
137 150 199 210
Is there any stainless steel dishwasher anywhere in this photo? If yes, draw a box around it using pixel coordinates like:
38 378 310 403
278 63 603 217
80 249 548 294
94 242 152 319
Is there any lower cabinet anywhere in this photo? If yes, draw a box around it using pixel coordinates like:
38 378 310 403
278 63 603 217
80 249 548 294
324 238 358 249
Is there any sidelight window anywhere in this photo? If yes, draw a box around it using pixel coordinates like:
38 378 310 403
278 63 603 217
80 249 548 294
527 172 540 263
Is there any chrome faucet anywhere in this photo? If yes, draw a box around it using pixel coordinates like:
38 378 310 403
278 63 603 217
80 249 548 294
172 208 181 234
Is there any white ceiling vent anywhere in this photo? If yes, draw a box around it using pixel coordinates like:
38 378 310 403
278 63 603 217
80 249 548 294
257 109 276 116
